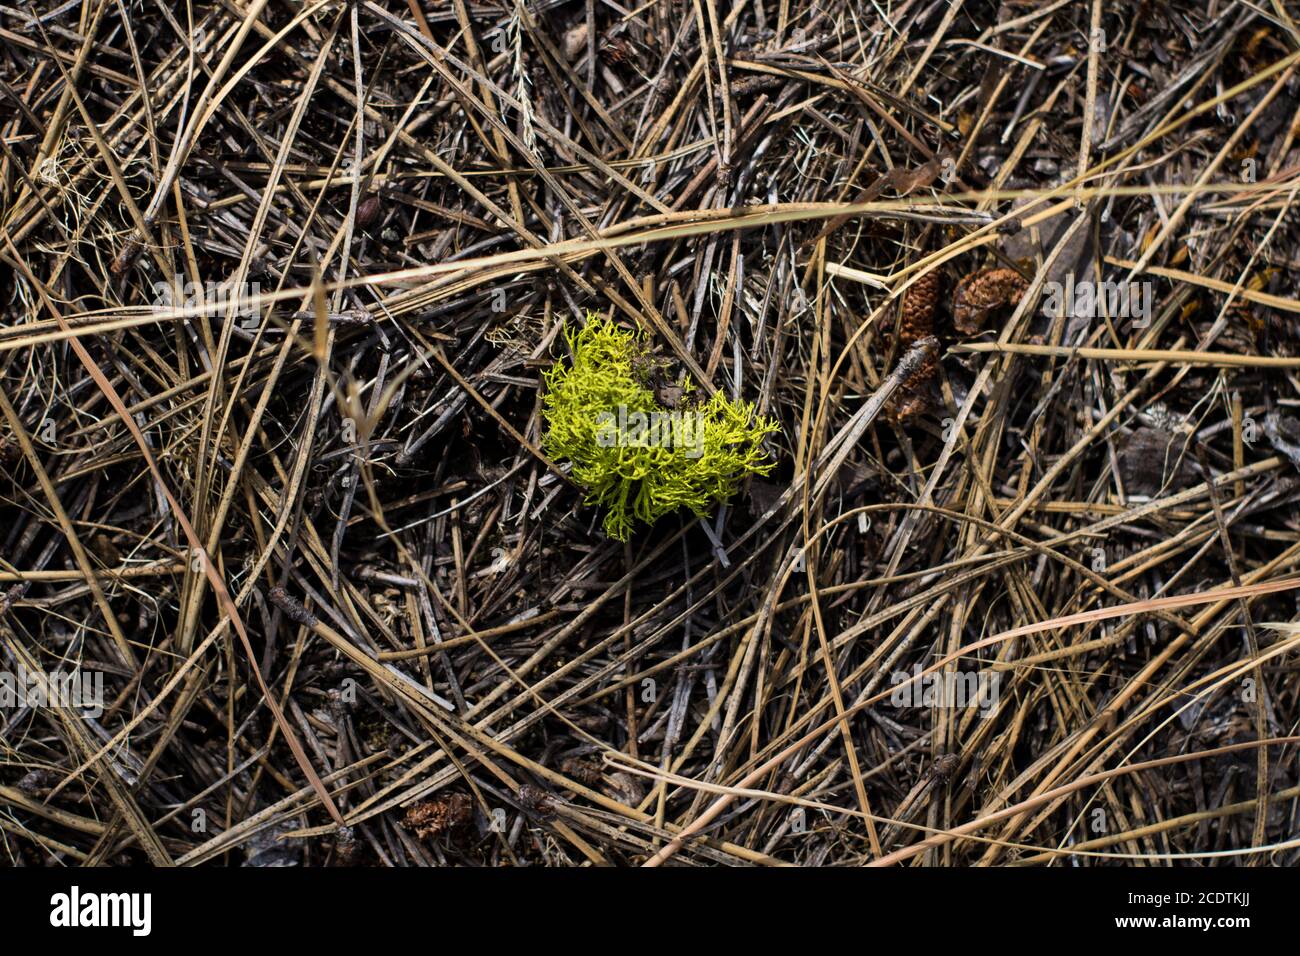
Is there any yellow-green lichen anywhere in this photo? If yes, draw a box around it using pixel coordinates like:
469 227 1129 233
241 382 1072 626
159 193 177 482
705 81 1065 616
542 316 778 541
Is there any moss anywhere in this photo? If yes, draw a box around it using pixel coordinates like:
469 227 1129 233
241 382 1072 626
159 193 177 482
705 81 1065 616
542 316 778 540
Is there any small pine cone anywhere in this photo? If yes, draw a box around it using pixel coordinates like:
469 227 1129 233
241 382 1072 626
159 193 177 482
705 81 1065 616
560 756 604 786
898 271 940 347
404 793 472 840
890 350 938 423
404 801 449 839
952 267 1028 334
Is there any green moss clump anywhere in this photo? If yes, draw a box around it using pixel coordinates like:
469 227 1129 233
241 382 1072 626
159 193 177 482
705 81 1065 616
542 316 778 541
